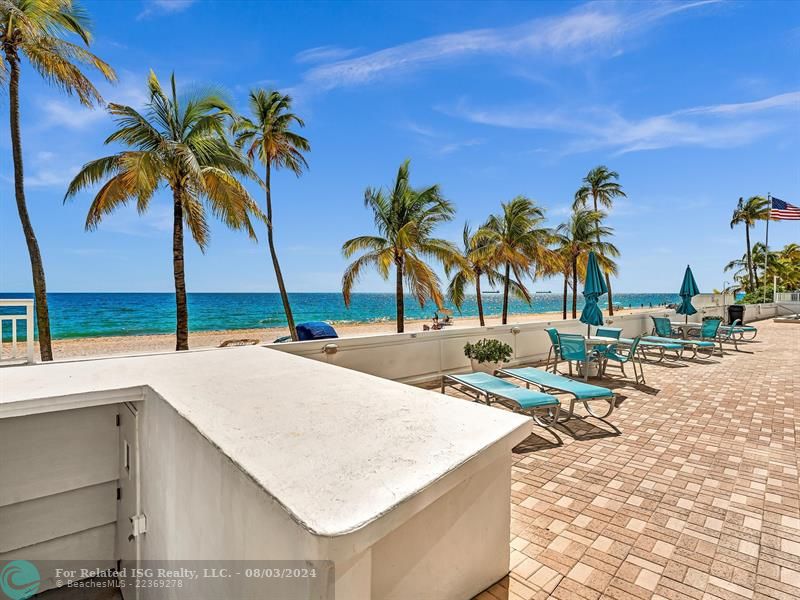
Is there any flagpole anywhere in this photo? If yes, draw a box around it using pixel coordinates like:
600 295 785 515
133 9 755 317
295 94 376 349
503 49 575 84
763 192 770 303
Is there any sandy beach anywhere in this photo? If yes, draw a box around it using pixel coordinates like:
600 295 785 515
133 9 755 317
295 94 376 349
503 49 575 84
36 306 659 360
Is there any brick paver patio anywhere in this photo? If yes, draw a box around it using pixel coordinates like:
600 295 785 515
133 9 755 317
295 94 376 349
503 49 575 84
438 320 799 600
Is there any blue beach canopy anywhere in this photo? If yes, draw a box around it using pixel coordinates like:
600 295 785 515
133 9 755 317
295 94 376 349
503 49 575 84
676 265 699 322
580 251 608 332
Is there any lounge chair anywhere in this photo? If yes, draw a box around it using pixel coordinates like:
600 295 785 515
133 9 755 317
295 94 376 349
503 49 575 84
645 316 715 358
620 337 683 361
686 318 724 355
720 319 758 341
498 366 615 419
600 336 646 384
558 333 602 382
441 372 561 427
642 334 716 358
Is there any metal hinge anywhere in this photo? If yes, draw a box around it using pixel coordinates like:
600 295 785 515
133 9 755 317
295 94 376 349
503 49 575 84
116 414 120 426
129 514 147 538
117 487 121 500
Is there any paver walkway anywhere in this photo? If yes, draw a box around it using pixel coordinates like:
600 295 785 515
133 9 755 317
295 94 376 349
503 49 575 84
440 320 799 600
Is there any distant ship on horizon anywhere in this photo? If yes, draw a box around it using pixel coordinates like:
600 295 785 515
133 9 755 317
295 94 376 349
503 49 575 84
483 290 500 294
535 290 552 294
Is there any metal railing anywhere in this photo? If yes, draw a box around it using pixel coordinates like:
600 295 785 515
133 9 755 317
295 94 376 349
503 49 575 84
0 299 35 364
774 292 800 303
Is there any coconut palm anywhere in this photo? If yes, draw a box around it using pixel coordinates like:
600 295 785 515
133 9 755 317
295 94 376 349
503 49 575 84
446 223 500 327
65 71 262 351
1 0 115 361
553 209 619 319
730 195 769 292
573 166 625 315
341 160 459 333
232 89 309 341
480 196 551 325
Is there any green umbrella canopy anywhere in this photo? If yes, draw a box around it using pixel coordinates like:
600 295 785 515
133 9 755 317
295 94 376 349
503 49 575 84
676 265 699 319
580 251 609 330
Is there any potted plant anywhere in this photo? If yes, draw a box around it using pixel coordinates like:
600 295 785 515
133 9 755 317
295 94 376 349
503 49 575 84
464 339 513 374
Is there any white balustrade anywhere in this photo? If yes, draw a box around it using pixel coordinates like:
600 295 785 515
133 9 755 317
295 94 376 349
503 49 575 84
0 299 35 364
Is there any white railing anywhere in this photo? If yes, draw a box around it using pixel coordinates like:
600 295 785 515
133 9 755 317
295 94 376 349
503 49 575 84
0 299 35 364
775 292 800 303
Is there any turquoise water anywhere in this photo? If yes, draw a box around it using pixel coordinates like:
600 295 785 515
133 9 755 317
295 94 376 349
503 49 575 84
0 292 683 341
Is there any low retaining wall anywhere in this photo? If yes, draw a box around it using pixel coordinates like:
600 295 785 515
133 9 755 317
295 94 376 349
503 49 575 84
269 302 799 385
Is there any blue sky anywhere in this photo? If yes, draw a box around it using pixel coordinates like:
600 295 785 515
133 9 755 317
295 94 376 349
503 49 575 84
1 0 798 294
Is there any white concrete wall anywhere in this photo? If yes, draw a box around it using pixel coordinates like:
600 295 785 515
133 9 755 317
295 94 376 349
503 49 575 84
0 405 119 592
269 303 800 385
135 388 519 600
268 311 662 385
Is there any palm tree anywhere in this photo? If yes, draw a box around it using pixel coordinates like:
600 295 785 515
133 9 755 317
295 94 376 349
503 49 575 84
446 223 498 327
232 89 309 341
730 196 769 293
1 0 115 361
573 166 625 315
65 71 262 351
481 196 551 325
553 209 618 319
341 160 459 333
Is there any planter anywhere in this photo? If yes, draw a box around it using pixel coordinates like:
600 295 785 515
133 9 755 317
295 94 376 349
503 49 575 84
470 358 503 374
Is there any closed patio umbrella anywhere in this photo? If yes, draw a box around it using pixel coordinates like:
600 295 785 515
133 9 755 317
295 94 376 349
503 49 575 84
676 265 699 323
580 251 608 335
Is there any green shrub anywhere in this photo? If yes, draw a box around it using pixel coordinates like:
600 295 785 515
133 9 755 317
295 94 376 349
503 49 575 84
463 338 513 364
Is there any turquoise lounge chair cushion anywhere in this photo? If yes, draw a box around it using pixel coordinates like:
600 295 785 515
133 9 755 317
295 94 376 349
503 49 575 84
620 336 682 350
448 372 559 409
643 335 715 348
500 367 613 400
727 325 757 332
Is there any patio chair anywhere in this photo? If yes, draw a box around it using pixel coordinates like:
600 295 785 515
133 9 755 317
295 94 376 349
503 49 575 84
593 326 622 355
441 372 561 428
651 316 679 338
558 333 601 382
544 327 561 373
498 366 615 420
686 318 724 355
601 336 646 384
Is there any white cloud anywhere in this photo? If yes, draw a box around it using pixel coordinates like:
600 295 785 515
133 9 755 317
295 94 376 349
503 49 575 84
446 91 800 154
138 0 196 20
295 45 359 64
400 121 484 155
25 151 82 189
37 72 149 131
297 1 720 93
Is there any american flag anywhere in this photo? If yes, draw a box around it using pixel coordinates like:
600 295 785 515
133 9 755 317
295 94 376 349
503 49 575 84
771 197 800 221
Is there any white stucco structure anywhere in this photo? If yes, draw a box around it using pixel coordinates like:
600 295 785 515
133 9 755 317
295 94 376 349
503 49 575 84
0 346 530 599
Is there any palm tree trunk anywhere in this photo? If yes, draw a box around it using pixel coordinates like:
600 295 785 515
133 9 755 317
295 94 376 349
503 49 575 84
593 195 614 315
172 190 189 351
562 274 568 320
605 272 614 316
745 225 754 292
265 165 298 341
475 270 485 326
571 257 578 319
6 48 53 361
502 262 511 325
395 257 405 333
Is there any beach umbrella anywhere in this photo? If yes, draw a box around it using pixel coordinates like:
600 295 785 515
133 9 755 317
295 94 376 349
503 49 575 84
676 265 699 323
580 251 608 335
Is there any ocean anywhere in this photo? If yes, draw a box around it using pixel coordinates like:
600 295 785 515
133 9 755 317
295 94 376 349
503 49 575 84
0 292 683 341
